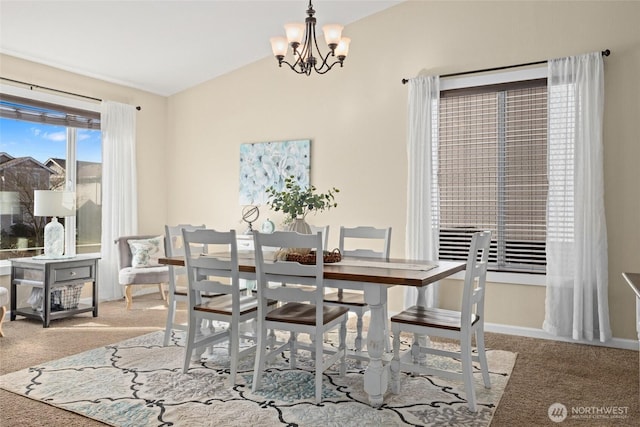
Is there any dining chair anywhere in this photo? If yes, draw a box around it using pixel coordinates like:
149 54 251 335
163 224 206 346
309 224 330 249
252 230 348 404
389 231 492 412
323 225 392 356
181 228 271 386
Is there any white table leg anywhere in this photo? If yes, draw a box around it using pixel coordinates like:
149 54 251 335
363 283 388 407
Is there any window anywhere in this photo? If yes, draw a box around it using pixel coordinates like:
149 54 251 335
437 75 548 273
0 92 102 260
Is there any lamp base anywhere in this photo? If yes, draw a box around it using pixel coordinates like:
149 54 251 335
43 217 65 258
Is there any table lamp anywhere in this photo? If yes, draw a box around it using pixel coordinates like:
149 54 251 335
34 190 76 258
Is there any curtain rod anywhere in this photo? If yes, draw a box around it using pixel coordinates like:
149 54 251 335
401 49 611 85
0 76 142 110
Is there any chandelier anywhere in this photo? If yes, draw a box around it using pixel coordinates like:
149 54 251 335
269 1 351 76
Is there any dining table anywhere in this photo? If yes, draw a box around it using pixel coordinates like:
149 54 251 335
159 251 465 407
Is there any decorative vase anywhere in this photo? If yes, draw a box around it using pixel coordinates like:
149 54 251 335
288 217 311 234
287 216 312 255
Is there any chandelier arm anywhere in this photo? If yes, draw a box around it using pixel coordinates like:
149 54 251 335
314 59 344 75
278 59 308 75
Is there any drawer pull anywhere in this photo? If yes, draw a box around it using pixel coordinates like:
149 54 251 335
69 271 76 276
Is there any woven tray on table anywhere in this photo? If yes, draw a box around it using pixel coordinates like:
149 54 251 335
286 249 342 264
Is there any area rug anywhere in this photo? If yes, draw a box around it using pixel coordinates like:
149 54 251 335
0 329 516 427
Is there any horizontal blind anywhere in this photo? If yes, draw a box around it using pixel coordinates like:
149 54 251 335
438 79 547 273
0 94 100 129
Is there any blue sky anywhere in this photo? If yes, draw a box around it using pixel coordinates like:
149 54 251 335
0 118 102 164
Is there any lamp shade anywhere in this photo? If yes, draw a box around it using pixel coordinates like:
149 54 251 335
270 36 289 57
34 190 76 217
335 37 351 57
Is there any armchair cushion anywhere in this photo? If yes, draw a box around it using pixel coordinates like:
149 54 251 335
119 265 169 286
128 236 165 268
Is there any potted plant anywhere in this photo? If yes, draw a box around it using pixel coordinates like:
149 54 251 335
265 175 339 234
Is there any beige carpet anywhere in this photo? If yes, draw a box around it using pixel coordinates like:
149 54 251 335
1 293 638 426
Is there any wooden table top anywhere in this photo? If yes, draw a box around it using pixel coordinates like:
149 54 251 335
159 254 466 288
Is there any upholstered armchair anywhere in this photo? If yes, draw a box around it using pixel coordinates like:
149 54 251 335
115 235 170 309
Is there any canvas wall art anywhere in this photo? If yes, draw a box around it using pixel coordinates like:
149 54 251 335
239 139 310 205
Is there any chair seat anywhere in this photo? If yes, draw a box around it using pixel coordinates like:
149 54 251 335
266 302 349 326
194 294 276 316
119 266 169 285
391 305 479 331
324 291 367 307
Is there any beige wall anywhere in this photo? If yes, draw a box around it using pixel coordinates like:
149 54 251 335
2 1 639 341
166 0 640 340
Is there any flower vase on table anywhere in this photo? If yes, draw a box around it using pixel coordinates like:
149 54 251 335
287 216 312 255
265 175 340 257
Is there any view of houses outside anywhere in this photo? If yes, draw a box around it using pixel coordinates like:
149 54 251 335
0 117 102 260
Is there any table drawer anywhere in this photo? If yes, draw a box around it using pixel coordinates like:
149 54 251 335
54 265 92 282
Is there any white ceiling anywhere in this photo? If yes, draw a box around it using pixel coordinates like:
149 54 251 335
0 0 402 96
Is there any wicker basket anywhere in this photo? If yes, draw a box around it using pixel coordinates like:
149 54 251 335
51 284 83 311
286 249 342 265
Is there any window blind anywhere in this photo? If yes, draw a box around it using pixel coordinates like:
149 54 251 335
438 79 547 272
0 94 100 129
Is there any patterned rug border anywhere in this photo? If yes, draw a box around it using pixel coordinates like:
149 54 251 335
0 330 517 427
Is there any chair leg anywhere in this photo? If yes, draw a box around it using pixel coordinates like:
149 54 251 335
252 321 268 393
163 296 177 346
355 311 364 354
461 333 477 412
0 305 6 337
183 312 198 373
124 285 133 310
476 328 491 389
290 332 298 369
390 326 401 394
339 319 347 377
229 324 239 386
158 284 167 302
315 327 324 404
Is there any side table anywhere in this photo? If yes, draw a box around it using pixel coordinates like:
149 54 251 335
10 254 100 328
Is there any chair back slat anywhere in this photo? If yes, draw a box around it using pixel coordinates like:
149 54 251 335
339 226 391 259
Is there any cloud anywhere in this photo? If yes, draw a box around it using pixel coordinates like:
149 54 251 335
41 131 67 142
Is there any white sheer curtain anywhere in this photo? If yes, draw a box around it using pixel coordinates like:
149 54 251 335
405 75 440 309
543 52 611 342
99 101 138 302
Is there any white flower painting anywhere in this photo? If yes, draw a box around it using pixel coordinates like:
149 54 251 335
239 139 310 205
